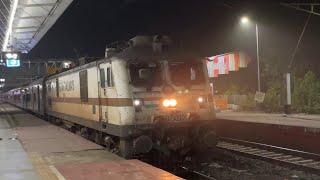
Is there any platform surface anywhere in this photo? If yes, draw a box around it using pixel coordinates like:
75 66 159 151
0 103 181 180
216 111 320 128
0 119 39 180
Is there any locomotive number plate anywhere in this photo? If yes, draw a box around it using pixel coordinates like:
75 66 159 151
164 112 188 121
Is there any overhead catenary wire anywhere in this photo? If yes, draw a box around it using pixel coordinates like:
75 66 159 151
288 13 311 70
0 0 10 13
0 6 8 22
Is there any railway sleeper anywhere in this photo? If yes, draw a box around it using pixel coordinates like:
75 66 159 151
294 159 315 164
264 153 285 158
243 149 263 154
255 151 275 156
284 157 303 162
304 161 320 167
251 150 269 155
272 155 294 160
224 145 253 151
217 143 240 149
219 139 320 174
235 147 253 151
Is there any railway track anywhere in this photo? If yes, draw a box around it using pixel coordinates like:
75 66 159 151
217 137 320 174
179 166 217 180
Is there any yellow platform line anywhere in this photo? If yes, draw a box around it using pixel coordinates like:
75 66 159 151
28 152 65 180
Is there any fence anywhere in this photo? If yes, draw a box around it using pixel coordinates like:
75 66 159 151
214 95 248 110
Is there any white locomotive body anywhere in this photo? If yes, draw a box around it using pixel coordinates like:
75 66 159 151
3 36 217 158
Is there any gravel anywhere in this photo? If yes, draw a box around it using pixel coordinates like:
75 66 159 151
190 149 320 180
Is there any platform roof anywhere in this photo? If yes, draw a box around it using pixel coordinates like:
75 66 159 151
0 0 73 53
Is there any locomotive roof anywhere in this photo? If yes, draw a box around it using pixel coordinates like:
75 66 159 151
41 46 205 80
47 58 106 80
4 46 204 93
113 46 203 62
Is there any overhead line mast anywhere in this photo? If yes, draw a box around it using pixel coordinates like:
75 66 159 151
281 3 320 17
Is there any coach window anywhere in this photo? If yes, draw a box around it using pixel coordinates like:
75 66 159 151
100 68 106 88
47 83 51 93
56 78 59 97
79 70 88 102
106 67 114 87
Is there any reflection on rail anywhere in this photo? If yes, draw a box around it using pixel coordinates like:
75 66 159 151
218 137 320 174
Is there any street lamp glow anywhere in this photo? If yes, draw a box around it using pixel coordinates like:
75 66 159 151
239 15 261 92
240 16 250 24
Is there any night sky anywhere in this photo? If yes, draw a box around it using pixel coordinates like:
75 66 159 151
25 0 320 92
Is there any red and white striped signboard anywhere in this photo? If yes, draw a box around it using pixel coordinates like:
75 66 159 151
206 51 251 78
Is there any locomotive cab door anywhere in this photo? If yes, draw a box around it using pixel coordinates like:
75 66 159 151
98 62 117 125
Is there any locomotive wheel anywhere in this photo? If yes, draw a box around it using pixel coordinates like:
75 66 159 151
119 138 133 159
93 131 103 145
192 123 218 152
79 127 89 139
104 136 115 150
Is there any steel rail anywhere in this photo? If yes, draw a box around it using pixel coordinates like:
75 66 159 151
179 166 217 180
217 137 320 174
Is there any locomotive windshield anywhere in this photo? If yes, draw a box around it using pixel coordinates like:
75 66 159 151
169 61 205 86
129 62 162 87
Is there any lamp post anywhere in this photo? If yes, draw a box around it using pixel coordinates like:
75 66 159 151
240 16 261 92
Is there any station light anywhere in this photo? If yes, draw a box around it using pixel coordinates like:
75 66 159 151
0 59 5 66
2 0 19 51
2 52 21 67
0 79 5 82
6 59 20 67
240 16 250 24
62 61 73 69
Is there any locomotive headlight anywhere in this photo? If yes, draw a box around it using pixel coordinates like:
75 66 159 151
197 96 204 103
162 98 177 107
170 99 177 107
134 99 142 106
162 99 171 107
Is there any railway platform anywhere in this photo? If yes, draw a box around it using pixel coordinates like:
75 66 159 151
215 111 320 155
0 103 181 180
216 111 320 128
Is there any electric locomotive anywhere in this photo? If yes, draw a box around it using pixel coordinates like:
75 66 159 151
3 35 217 158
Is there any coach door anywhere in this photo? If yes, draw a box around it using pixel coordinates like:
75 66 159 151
32 87 35 110
23 92 27 109
37 86 41 112
98 63 116 124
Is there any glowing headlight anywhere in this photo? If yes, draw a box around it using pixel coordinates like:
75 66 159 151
162 98 177 107
162 99 170 107
133 99 141 106
197 96 204 103
170 99 177 106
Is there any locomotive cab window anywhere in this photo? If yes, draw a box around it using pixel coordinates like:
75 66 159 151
100 68 106 88
106 67 114 87
129 62 162 87
169 61 205 86
79 70 88 102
